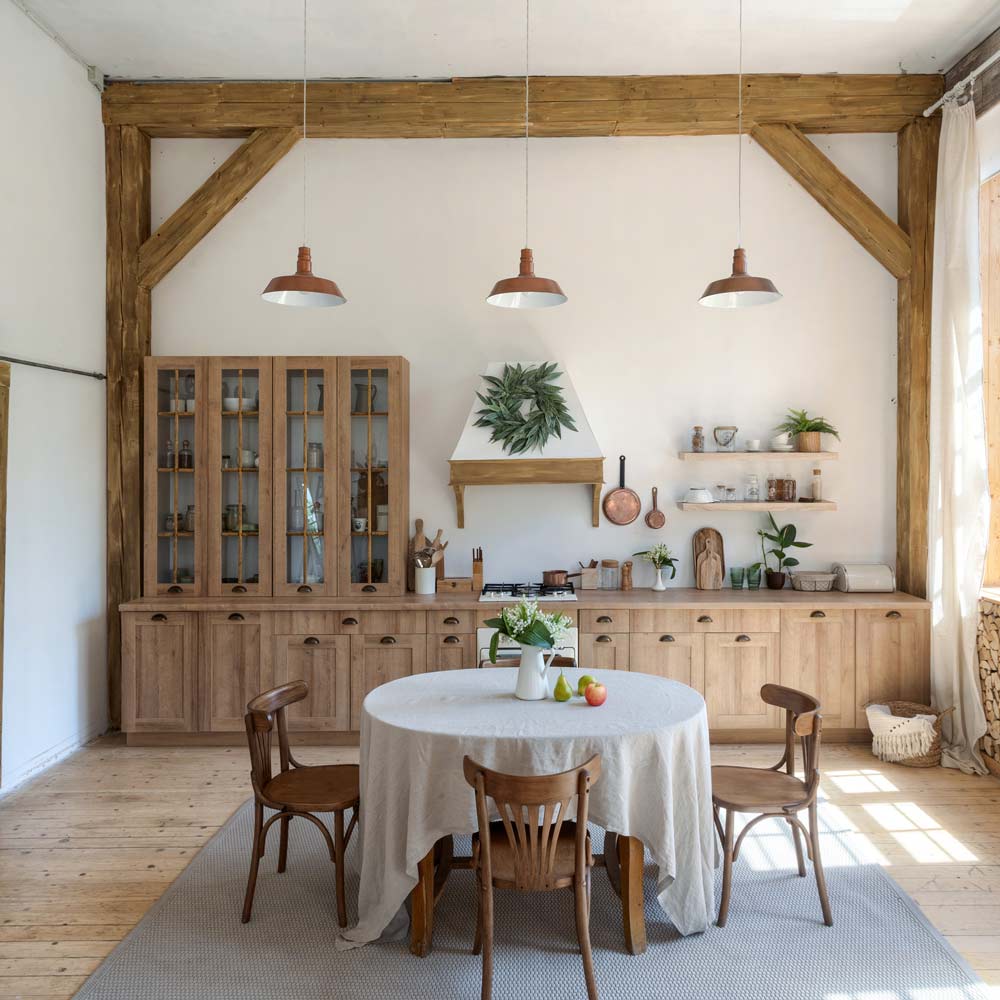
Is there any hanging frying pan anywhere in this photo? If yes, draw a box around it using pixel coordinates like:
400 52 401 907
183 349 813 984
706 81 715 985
603 455 641 525
645 487 665 529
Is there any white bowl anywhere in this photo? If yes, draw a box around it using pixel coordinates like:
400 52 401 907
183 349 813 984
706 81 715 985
684 487 716 504
223 398 240 412
240 398 255 411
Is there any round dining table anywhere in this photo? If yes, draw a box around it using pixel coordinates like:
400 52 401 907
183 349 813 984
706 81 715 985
338 667 717 954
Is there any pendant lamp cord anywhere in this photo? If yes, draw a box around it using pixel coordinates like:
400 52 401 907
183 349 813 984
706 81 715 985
302 0 308 248
524 0 530 249
736 0 743 250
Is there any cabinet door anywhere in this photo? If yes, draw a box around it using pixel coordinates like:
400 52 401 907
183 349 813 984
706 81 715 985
704 633 781 730
350 634 425 727
144 358 208 596
200 612 266 731
272 634 351 731
578 633 629 670
338 358 409 595
780 609 856 728
426 633 477 671
629 632 704 692
856 608 931 713
207 358 272 596
122 612 197 732
273 359 338 596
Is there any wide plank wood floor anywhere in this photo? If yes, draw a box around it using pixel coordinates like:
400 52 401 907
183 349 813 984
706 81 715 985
1 737 998 998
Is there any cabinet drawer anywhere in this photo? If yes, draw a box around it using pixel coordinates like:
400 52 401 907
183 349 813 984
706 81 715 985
426 610 477 634
340 611 426 635
578 633 628 670
427 633 477 670
691 609 779 633
629 609 693 633
579 610 631 632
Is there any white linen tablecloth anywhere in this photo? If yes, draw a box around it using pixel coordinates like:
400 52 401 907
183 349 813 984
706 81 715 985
339 668 716 946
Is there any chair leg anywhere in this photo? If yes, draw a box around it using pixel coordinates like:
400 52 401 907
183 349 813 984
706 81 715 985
575 874 599 1000
472 876 483 955
717 808 736 928
808 803 833 927
277 813 290 874
241 802 265 923
334 809 348 928
479 880 494 1000
788 816 806 877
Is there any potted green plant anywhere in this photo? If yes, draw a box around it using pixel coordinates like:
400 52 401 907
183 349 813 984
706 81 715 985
633 543 679 592
775 408 840 453
750 513 812 590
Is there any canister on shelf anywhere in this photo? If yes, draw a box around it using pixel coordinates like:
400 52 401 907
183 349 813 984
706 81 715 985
782 472 796 502
184 505 196 533
745 474 760 502
179 439 193 469
600 559 620 590
811 468 823 501
766 472 779 502
691 426 705 453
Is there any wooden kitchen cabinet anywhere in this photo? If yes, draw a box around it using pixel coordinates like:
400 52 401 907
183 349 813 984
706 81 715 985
426 633 477 671
856 608 931 711
578 633 629 670
704 632 781 730
271 633 351 730
780 609 856 728
350 633 425 727
122 611 198 732
629 632 704 691
200 612 267 731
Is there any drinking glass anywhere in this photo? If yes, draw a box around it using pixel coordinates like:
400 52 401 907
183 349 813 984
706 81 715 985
747 566 762 590
730 566 745 589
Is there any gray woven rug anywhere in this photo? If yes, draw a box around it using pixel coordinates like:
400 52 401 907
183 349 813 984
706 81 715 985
74 801 988 1000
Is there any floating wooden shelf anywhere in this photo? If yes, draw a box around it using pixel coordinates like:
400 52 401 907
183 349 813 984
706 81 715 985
678 451 839 461
448 457 605 528
676 501 838 512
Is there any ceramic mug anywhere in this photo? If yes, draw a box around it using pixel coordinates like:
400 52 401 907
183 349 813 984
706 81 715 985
745 439 760 451
240 448 255 467
771 432 791 448
352 516 368 532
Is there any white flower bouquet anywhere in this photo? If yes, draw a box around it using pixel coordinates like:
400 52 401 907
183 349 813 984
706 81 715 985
483 599 573 663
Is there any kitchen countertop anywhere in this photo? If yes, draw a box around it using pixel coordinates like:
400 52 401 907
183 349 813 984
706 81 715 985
120 587 929 613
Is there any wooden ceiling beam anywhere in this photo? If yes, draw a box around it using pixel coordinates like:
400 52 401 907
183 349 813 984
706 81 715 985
102 74 943 137
751 121 912 278
138 127 299 288
946 24 1000 119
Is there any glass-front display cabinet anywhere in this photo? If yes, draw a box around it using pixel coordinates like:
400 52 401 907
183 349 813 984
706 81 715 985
143 358 207 595
338 357 409 595
207 358 272 596
272 358 337 595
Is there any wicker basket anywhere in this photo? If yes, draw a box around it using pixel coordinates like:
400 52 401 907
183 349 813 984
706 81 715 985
881 701 955 768
790 571 836 592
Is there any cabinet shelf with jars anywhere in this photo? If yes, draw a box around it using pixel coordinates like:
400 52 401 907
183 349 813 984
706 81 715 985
143 356 410 599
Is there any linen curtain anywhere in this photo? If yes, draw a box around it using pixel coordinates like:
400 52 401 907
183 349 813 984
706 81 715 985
927 99 990 774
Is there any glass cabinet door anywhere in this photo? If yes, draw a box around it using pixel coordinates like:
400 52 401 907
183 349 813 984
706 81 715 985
144 359 206 595
338 358 407 594
207 359 272 596
273 359 336 595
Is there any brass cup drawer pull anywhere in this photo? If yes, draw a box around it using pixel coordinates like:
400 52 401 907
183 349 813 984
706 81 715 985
228 612 245 622
362 585 377 593
443 635 461 644
167 585 183 594
735 634 751 642
380 636 397 645
232 585 247 594
886 610 902 619
810 610 826 618
659 634 675 643
303 636 320 645
342 617 359 626
596 635 613 643
697 615 713 623
443 616 460 625
596 615 613 624
297 585 313 594
151 613 168 622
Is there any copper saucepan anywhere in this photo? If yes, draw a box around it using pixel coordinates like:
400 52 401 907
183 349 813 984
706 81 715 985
603 455 641 525
542 569 569 586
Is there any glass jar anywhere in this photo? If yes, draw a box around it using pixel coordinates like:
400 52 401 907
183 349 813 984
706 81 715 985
811 468 823 501
691 425 705 453
766 472 778 502
307 441 323 470
290 485 305 531
745 474 760 503
600 559 620 590
179 439 193 469
165 438 174 469
782 473 796 502
184 505 196 533
725 486 738 502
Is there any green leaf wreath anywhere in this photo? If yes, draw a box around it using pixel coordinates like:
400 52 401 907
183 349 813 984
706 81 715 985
473 362 578 456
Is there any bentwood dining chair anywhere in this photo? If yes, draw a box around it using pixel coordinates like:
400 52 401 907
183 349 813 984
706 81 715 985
711 683 832 928
463 754 602 1000
242 681 360 926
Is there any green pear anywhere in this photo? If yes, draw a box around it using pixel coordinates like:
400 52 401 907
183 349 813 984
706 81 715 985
554 672 573 702
577 674 597 697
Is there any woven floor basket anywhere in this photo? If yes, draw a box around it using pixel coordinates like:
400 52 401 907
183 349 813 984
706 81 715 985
883 701 955 768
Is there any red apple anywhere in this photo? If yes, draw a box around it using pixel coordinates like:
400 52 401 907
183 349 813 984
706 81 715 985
584 682 607 706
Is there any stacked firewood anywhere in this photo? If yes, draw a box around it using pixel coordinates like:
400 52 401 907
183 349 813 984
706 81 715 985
977 598 1000 770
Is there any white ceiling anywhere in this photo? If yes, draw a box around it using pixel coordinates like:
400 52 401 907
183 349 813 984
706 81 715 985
21 0 1000 81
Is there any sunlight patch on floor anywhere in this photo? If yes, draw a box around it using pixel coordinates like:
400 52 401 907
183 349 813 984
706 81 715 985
863 802 978 864
825 769 899 794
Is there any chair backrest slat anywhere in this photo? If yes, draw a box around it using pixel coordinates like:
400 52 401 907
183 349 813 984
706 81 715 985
244 681 310 789
761 683 823 790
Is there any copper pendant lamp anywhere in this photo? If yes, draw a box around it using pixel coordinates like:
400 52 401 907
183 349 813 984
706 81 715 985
487 0 566 309
699 0 780 309
262 0 345 308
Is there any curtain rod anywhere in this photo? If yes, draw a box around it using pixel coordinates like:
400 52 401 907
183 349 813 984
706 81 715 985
0 354 106 381
924 46 1000 117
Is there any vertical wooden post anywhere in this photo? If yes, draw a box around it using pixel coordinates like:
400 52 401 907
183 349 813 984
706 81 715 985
0 363 8 775
896 116 940 598
106 125 150 728
982 173 1000 585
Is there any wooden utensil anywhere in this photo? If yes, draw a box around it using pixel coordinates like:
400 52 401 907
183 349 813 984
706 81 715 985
645 487 665 529
693 527 725 590
602 455 641 525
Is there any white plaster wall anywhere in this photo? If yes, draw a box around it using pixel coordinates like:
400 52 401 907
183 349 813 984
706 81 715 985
0 2 107 789
152 131 898 587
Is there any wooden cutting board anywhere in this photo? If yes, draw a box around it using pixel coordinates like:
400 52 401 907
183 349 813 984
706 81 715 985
693 527 725 590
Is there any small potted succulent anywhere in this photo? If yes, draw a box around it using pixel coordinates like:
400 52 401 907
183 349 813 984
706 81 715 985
750 513 812 590
775 408 840 453
633 542 679 592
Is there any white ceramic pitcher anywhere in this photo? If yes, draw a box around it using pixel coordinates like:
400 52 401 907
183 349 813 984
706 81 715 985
514 643 557 701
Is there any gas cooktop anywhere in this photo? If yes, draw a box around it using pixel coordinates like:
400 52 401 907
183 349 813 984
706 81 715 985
479 583 577 602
